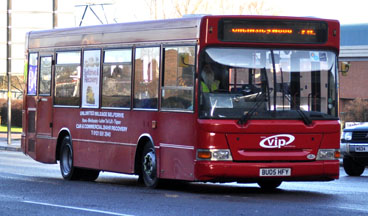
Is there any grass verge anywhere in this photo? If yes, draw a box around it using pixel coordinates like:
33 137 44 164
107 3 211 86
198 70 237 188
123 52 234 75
0 125 22 133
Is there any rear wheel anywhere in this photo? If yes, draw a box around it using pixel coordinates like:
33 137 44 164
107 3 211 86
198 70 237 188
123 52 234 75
59 136 80 180
257 180 282 190
140 143 159 188
343 157 365 176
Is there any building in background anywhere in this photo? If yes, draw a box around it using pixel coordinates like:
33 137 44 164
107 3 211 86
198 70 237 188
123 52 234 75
339 24 368 122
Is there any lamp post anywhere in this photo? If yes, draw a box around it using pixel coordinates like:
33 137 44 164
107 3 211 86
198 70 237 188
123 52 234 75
6 0 12 145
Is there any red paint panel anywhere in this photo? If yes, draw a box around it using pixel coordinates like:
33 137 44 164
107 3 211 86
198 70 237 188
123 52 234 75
226 133 322 161
320 132 340 149
73 140 100 169
35 138 57 163
159 145 194 181
156 112 197 180
99 144 135 173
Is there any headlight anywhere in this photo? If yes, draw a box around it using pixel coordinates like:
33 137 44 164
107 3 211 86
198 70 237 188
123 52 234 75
316 149 340 160
197 149 233 161
342 132 352 141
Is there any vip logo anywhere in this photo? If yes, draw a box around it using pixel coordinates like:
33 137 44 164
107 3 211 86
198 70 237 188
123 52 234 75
259 134 295 149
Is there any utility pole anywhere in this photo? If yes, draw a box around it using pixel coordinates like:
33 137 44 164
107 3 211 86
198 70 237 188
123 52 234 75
53 0 58 29
6 0 12 145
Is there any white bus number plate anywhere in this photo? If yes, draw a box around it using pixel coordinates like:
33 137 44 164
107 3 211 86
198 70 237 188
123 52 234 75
355 146 368 152
260 168 291 177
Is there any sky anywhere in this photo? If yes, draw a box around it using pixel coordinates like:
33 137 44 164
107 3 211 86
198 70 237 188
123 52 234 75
76 0 368 26
275 0 367 24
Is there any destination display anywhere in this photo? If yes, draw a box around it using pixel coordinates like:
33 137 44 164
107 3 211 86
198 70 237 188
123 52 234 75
219 19 328 44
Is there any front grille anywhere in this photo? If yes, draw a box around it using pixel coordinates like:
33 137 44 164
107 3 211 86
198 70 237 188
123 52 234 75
352 131 368 142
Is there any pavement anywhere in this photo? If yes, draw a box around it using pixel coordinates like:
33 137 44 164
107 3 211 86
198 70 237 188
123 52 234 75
0 133 21 151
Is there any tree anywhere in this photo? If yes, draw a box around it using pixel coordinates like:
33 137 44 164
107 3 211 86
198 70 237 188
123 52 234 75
141 0 279 20
0 75 25 95
344 98 368 122
172 0 208 17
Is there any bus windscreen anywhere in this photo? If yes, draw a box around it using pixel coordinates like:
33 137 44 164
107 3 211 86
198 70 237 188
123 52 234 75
219 19 328 44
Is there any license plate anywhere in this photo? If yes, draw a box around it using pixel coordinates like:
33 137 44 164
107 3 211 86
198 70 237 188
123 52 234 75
260 168 291 177
355 146 368 152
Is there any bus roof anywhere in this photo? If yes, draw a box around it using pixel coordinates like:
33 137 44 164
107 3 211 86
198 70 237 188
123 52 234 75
27 15 339 50
27 17 203 49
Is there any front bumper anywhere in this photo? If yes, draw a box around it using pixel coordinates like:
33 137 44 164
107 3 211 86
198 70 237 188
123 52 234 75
340 142 368 156
194 160 339 182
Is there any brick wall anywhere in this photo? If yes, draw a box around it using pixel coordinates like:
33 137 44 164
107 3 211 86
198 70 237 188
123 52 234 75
339 61 368 114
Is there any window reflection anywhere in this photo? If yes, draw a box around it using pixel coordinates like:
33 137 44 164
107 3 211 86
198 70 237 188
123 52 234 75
161 46 195 111
54 51 81 106
39 56 52 95
102 49 132 108
134 47 160 109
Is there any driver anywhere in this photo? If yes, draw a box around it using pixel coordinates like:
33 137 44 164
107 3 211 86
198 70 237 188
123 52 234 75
201 64 220 93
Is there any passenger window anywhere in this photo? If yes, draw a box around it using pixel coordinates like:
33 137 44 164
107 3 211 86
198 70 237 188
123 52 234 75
161 46 195 111
54 51 81 106
134 47 160 109
39 56 52 95
27 53 38 96
102 49 132 108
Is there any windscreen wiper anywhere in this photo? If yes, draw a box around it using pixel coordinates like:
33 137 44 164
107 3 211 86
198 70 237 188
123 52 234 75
237 91 267 125
275 89 312 126
278 66 312 126
238 67 271 126
296 109 312 126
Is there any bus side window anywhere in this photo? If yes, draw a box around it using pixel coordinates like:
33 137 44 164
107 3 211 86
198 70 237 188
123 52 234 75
54 51 81 106
161 46 195 111
102 49 132 108
134 47 160 109
27 53 38 96
39 56 52 95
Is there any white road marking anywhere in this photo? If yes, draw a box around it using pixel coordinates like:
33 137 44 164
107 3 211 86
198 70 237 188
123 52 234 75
23 200 134 216
337 206 368 213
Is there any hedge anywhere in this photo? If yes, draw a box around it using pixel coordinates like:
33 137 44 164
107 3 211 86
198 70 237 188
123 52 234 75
0 99 22 127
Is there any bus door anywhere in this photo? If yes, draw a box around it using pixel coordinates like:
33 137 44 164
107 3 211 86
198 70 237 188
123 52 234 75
24 53 38 157
24 54 54 162
33 55 54 162
36 56 53 138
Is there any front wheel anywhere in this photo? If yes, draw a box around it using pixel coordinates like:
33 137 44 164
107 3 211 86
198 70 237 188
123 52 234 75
59 136 80 180
140 143 159 188
257 180 282 190
343 157 365 176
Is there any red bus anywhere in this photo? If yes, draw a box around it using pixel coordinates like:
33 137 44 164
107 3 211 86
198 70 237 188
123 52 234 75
22 15 341 189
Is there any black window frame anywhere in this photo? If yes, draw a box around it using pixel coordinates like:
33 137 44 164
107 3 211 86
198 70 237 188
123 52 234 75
133 46 161 110
53 50 82 107
38 55 53 96
161 44 196 112
27 52 39 96
101 47 133 110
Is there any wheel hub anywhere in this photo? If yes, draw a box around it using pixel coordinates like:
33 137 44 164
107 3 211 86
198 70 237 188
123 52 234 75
143 152 155 176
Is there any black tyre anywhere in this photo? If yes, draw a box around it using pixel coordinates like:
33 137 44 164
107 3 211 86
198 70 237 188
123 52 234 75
140 143 159 188
79 169 100 181
343 157 365 176
257 180 282 190
59 136 81 180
